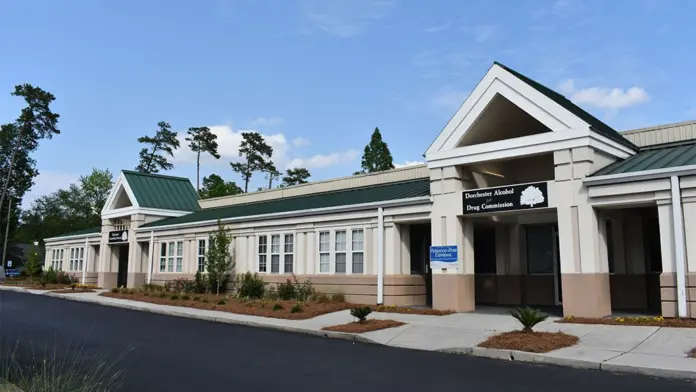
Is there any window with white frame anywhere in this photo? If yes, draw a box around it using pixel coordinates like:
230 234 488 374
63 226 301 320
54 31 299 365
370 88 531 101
113 218 130 231
68 247 84 272
258 233 295 274
319 231 331 273
159 241 184 272
197 239 207 273
51 249 64 270
317 228 365 274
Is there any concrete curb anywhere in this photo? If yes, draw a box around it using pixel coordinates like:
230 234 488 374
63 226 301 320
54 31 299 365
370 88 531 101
43 292 377 346
442 347 694 380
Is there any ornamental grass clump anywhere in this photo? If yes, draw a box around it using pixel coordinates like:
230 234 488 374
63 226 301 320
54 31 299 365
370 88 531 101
510 307 548 332
350 306 372 323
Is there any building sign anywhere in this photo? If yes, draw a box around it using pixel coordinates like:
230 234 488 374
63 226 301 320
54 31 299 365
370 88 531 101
430 245 458 270
462 182 548 214
108 230 129 243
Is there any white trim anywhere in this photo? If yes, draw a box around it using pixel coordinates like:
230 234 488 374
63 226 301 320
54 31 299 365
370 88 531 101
44 232 101 242
157 240 184 273
314 227 366 275
255 233 298 275
195 236 209 274
426 131 633 169
585 164 696 186
135 196 431 232
81 238 88 284
670 176 688 317
101 207 189 220
101 173 139 214
377 207 384 304
426 64 592 155
147 231 154 284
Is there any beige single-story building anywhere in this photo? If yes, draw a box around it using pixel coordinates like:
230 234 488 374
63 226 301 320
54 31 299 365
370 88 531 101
44 62 696 319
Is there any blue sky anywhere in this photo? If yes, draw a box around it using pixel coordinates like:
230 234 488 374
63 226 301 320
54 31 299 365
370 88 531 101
2 0 696 207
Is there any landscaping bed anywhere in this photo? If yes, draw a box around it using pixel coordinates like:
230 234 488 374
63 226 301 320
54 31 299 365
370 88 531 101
374 304 454 316
51 288 95 294
478 331 579 353
2 282 70 290
101 291 356 320
558 315 696 328
322 319 406 334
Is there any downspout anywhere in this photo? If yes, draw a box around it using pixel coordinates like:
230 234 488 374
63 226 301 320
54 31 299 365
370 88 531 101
147 231 154 284
377 207 384 305
82 237 88 284
670 176 688 317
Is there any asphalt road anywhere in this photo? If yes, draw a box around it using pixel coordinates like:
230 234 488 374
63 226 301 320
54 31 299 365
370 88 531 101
0 291 694 392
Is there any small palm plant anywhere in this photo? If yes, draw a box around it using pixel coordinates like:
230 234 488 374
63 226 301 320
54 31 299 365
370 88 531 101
350 306 372 323
510 307 548 332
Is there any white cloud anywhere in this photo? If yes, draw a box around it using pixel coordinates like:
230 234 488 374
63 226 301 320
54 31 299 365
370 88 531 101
251 117 284 126
285 150 359 170
559 79 650 110
429 87 469 112
473 24 498 43
302 0 395 37
394 160 424 168
22 171 79 208
292 137 311 147
424 22 452 33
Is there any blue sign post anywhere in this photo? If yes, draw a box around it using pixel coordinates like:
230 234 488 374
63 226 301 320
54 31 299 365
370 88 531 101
430 245 459 269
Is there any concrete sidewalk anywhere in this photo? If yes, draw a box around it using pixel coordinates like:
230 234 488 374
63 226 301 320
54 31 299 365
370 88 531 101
3 285 695 380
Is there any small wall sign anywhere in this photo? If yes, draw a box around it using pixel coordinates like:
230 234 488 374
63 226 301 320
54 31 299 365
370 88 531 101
430 245 458 269
108 230 129 243
462 182 548 214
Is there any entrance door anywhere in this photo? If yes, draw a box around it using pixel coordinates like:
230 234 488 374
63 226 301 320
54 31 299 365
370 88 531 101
525 224 562 306
409 224 432 306
117 245 129 288
552 225 562 304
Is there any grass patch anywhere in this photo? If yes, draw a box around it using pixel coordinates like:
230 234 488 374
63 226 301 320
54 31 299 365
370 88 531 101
101 291 356 320
478 331 579 353
322 319 406 334
558 315 696 328
374 305 454 316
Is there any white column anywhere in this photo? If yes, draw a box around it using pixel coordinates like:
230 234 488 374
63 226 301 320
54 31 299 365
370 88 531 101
658 203 676 274
296 232 306 275
384 225 398 275
683 201 696 273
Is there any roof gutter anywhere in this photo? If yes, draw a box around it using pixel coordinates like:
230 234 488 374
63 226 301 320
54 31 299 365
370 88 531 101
44 232 101 242
584 164 696 186
135 196 432 233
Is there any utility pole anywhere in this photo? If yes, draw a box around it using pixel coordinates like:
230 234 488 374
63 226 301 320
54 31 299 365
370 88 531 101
1 196 11 268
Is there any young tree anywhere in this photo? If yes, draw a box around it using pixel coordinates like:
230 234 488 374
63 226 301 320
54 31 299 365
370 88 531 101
206 219 235 295
230 131 273 192
185 126 220 192
0 84 60 219
357 127 395 174
24 243 42 279
80 168 114 217
199 174 243 199
135 121 180 174
282 168 311 186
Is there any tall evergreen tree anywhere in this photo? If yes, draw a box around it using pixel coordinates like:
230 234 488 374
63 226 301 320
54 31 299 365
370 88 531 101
264 161 281 189
230 132 273 192
199 174 243 199
185 126 220 192
136 121 180 174
357 127 395 174
282 168 311 186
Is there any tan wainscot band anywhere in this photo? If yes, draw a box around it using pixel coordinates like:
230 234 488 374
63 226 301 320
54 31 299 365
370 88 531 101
44 62 696 318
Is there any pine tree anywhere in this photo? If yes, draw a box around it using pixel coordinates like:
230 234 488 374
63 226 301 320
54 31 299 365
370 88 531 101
282 168 311 186
186 126 220 192
135 121 180 174
230 132 273 192
358 127 395 174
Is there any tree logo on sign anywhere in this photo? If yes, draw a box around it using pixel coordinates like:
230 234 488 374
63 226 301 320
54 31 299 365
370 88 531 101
520 186 545 207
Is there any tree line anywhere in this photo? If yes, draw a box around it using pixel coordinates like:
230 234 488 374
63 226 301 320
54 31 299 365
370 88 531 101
1 82 398 260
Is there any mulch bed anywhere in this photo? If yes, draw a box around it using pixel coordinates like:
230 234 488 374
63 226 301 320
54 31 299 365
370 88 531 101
101 292 356 320
322 319 406 333
558 316 696 328
478 331 579 353
51 288 95 294
2 283 70 291
373 305 454 316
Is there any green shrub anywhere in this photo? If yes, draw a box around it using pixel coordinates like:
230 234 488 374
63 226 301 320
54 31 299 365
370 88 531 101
217 298 227 305
330 292 346 303
290 303 303 313
193 296 201 301
158 292 167 298
194 270 208 294
265 284 279 300
510 307 549 332
201 297 210 303
143 283 165 292
44 268 58 285
313 293 330 303
181 295 190 301
273 303 283 311
165 278 196 293
110 287 119 293
293 275 315 301
277 278 296 300
236 272 265 299
170 294 179 300
350 306 372 323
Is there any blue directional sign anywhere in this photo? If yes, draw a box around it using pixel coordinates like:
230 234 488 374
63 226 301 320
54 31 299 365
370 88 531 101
430 245 458 263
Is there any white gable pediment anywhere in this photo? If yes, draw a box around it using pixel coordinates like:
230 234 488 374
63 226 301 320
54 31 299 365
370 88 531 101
426 63 590 156
101 172 139 217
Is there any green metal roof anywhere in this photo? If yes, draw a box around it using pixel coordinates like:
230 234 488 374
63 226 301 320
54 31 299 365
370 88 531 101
141 178 430 229
494 62 638 151
593 140 696 176
123 170 200 212
47 226 101 239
